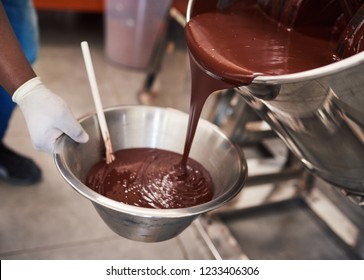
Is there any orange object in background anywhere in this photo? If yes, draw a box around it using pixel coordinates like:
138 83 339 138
33 0 104 13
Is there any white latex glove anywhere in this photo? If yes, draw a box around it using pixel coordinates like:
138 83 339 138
12 77 89 154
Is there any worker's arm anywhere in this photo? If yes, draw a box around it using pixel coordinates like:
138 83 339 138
0 2 36 94
0 2 88 153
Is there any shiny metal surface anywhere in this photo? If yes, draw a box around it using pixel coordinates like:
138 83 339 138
53 105 247 242
186 0 364 195
238 51 364 194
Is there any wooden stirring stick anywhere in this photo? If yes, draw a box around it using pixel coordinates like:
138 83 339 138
81 41 115 164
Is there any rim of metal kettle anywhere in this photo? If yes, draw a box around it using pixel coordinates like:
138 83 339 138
185 0 364 85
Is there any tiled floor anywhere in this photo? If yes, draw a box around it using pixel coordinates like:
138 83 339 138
0 11 215 260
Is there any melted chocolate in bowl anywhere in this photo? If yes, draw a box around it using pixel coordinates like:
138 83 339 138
54 106 247 242
86 148 213 209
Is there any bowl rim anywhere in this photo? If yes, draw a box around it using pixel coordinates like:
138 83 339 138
250 50 364 85
53 105 247 218
186 0 364 86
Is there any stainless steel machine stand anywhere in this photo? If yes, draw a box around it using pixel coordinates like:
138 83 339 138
195 90 364 260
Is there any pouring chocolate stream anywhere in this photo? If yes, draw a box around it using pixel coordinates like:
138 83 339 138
86 0 364 208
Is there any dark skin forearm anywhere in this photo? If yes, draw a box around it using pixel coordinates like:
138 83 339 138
0 2 36 95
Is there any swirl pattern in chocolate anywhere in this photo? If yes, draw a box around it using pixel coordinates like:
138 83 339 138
85 148 214 209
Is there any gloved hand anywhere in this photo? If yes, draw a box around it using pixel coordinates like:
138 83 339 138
12 77 89 154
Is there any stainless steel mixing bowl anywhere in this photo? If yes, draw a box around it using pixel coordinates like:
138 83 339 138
54 105 247 242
